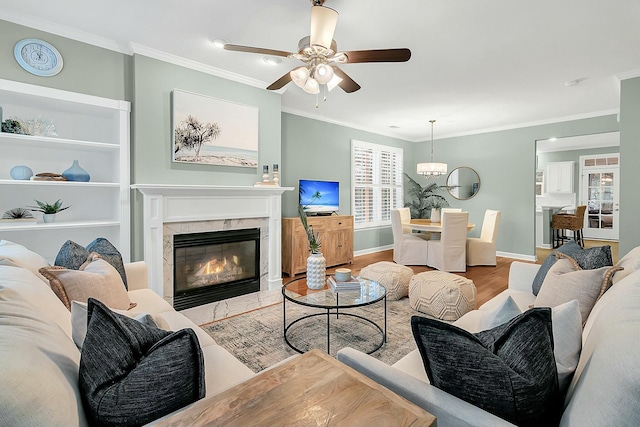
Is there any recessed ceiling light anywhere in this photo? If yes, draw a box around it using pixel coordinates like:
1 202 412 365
564 78 586 87
262 57 282 65
388 125 400 129
211 38 229 49
549 137 558 141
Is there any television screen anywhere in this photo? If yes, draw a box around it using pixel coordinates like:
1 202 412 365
299 179 339 214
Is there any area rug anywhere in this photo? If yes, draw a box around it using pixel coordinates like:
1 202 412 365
202 298 425 373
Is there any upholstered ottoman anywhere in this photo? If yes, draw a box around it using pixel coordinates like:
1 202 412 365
359 261 414 301
409 271 476 320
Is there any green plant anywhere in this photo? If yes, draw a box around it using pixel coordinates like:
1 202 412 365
2 208 34 219
29 199 70 214
403 173 449 219
298 203 321 254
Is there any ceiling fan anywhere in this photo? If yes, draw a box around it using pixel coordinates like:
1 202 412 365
224 0 411 96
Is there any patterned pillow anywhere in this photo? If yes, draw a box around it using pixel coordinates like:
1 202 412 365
531 241 612 295
55 238 128 289
79 299 205 426
40 253 135 311
412 309 562 426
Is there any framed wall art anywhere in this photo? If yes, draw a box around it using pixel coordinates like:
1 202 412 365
172 89 258 168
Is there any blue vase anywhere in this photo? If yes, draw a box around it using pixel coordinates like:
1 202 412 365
62 160 90 182
10 165 33 180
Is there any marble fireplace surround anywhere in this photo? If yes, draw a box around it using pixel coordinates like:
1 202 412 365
132 185 293 311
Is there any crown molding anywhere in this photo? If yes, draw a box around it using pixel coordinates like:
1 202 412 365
281 106 414 141
129 43 278 90
615 69 640 81
0 11 129 54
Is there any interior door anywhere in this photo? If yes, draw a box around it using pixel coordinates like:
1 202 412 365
581 166 619 240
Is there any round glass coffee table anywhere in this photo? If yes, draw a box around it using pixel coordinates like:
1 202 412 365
282 276 387 355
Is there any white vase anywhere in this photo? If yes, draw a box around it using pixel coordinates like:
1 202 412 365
43 213 56 223
306 252 326 290
430 208 441 223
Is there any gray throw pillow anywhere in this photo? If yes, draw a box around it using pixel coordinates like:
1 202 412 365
79 299 205 426
531 241 612 295
55 238 128 289
411 309 562 427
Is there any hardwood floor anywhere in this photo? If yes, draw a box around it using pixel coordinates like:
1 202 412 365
288 250 531 309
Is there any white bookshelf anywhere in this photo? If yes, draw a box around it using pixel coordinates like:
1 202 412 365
0 79 130 263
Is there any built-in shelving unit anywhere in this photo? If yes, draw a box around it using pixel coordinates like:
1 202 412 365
0 79 130 262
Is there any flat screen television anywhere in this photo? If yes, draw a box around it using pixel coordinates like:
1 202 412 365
299 179 339 214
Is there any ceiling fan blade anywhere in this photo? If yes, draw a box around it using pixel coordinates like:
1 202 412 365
342 48 411 63
310 5 339 50
331 66 361 93
224 44 292 58
266 72 293 91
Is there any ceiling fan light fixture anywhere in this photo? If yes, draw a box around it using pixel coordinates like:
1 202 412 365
310 5 339 50
290 66 310 88
327 73 343 91
314 63 334 84
303 77 320 94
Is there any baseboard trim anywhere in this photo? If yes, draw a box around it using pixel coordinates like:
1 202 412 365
497 251 536 262
354 244 393 257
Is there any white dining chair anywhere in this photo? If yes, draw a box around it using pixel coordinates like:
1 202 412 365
398 207 430 240
440 208 462 214
427 211 469 272
466 210 501 266
391 209 429 265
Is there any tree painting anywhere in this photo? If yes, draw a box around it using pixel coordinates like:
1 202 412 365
174 115 222 163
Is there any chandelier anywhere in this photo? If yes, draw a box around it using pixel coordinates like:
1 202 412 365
417 119 447 178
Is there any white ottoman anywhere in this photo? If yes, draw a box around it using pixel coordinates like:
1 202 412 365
359 261 414 301
409 271 476 320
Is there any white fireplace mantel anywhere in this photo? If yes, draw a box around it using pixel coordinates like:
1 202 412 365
132 184 293 301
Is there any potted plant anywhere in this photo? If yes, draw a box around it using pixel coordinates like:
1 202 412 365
403 173 449 220
298 203 325 289
29 199 70 223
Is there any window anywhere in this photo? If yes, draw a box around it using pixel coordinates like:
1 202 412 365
351 140 403 229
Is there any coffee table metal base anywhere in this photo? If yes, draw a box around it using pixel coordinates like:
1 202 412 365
283 300 387 355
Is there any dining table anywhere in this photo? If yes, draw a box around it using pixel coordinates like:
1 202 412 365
405 218 475 233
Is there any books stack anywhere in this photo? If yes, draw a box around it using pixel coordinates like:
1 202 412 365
328 275 362 292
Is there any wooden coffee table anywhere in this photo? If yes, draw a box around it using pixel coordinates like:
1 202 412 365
151 348 436 427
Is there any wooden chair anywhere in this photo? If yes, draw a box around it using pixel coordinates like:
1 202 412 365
552 205 587 248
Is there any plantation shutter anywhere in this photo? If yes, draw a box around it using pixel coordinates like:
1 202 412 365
352 140 403 229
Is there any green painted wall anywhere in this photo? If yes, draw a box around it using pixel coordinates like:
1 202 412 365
417 116 619 257
130 54 282 259
619 76 640 255
0 20 130 100
280 113 412 253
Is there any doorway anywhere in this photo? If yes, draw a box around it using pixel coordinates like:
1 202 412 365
580 154 619 241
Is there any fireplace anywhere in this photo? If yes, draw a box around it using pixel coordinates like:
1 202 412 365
173 228 260 310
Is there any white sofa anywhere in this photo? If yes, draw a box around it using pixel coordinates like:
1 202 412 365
0 240 255 427
338 246 640 427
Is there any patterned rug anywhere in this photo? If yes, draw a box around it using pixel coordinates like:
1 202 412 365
202 297 424 373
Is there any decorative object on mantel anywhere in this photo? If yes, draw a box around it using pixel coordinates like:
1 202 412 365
254 181 279 187
0 208 37 224
62 160 90 182
10 165 33 180
1 118 28 134
172 89 258 168
31 172 67 181
29 199 70 223
262 165 269 181
273 164 279 186
417 119 447 178
298 203 325 289
404 173 449 220
19 116 58 137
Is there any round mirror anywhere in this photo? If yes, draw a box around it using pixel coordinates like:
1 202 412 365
446 167 480 200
